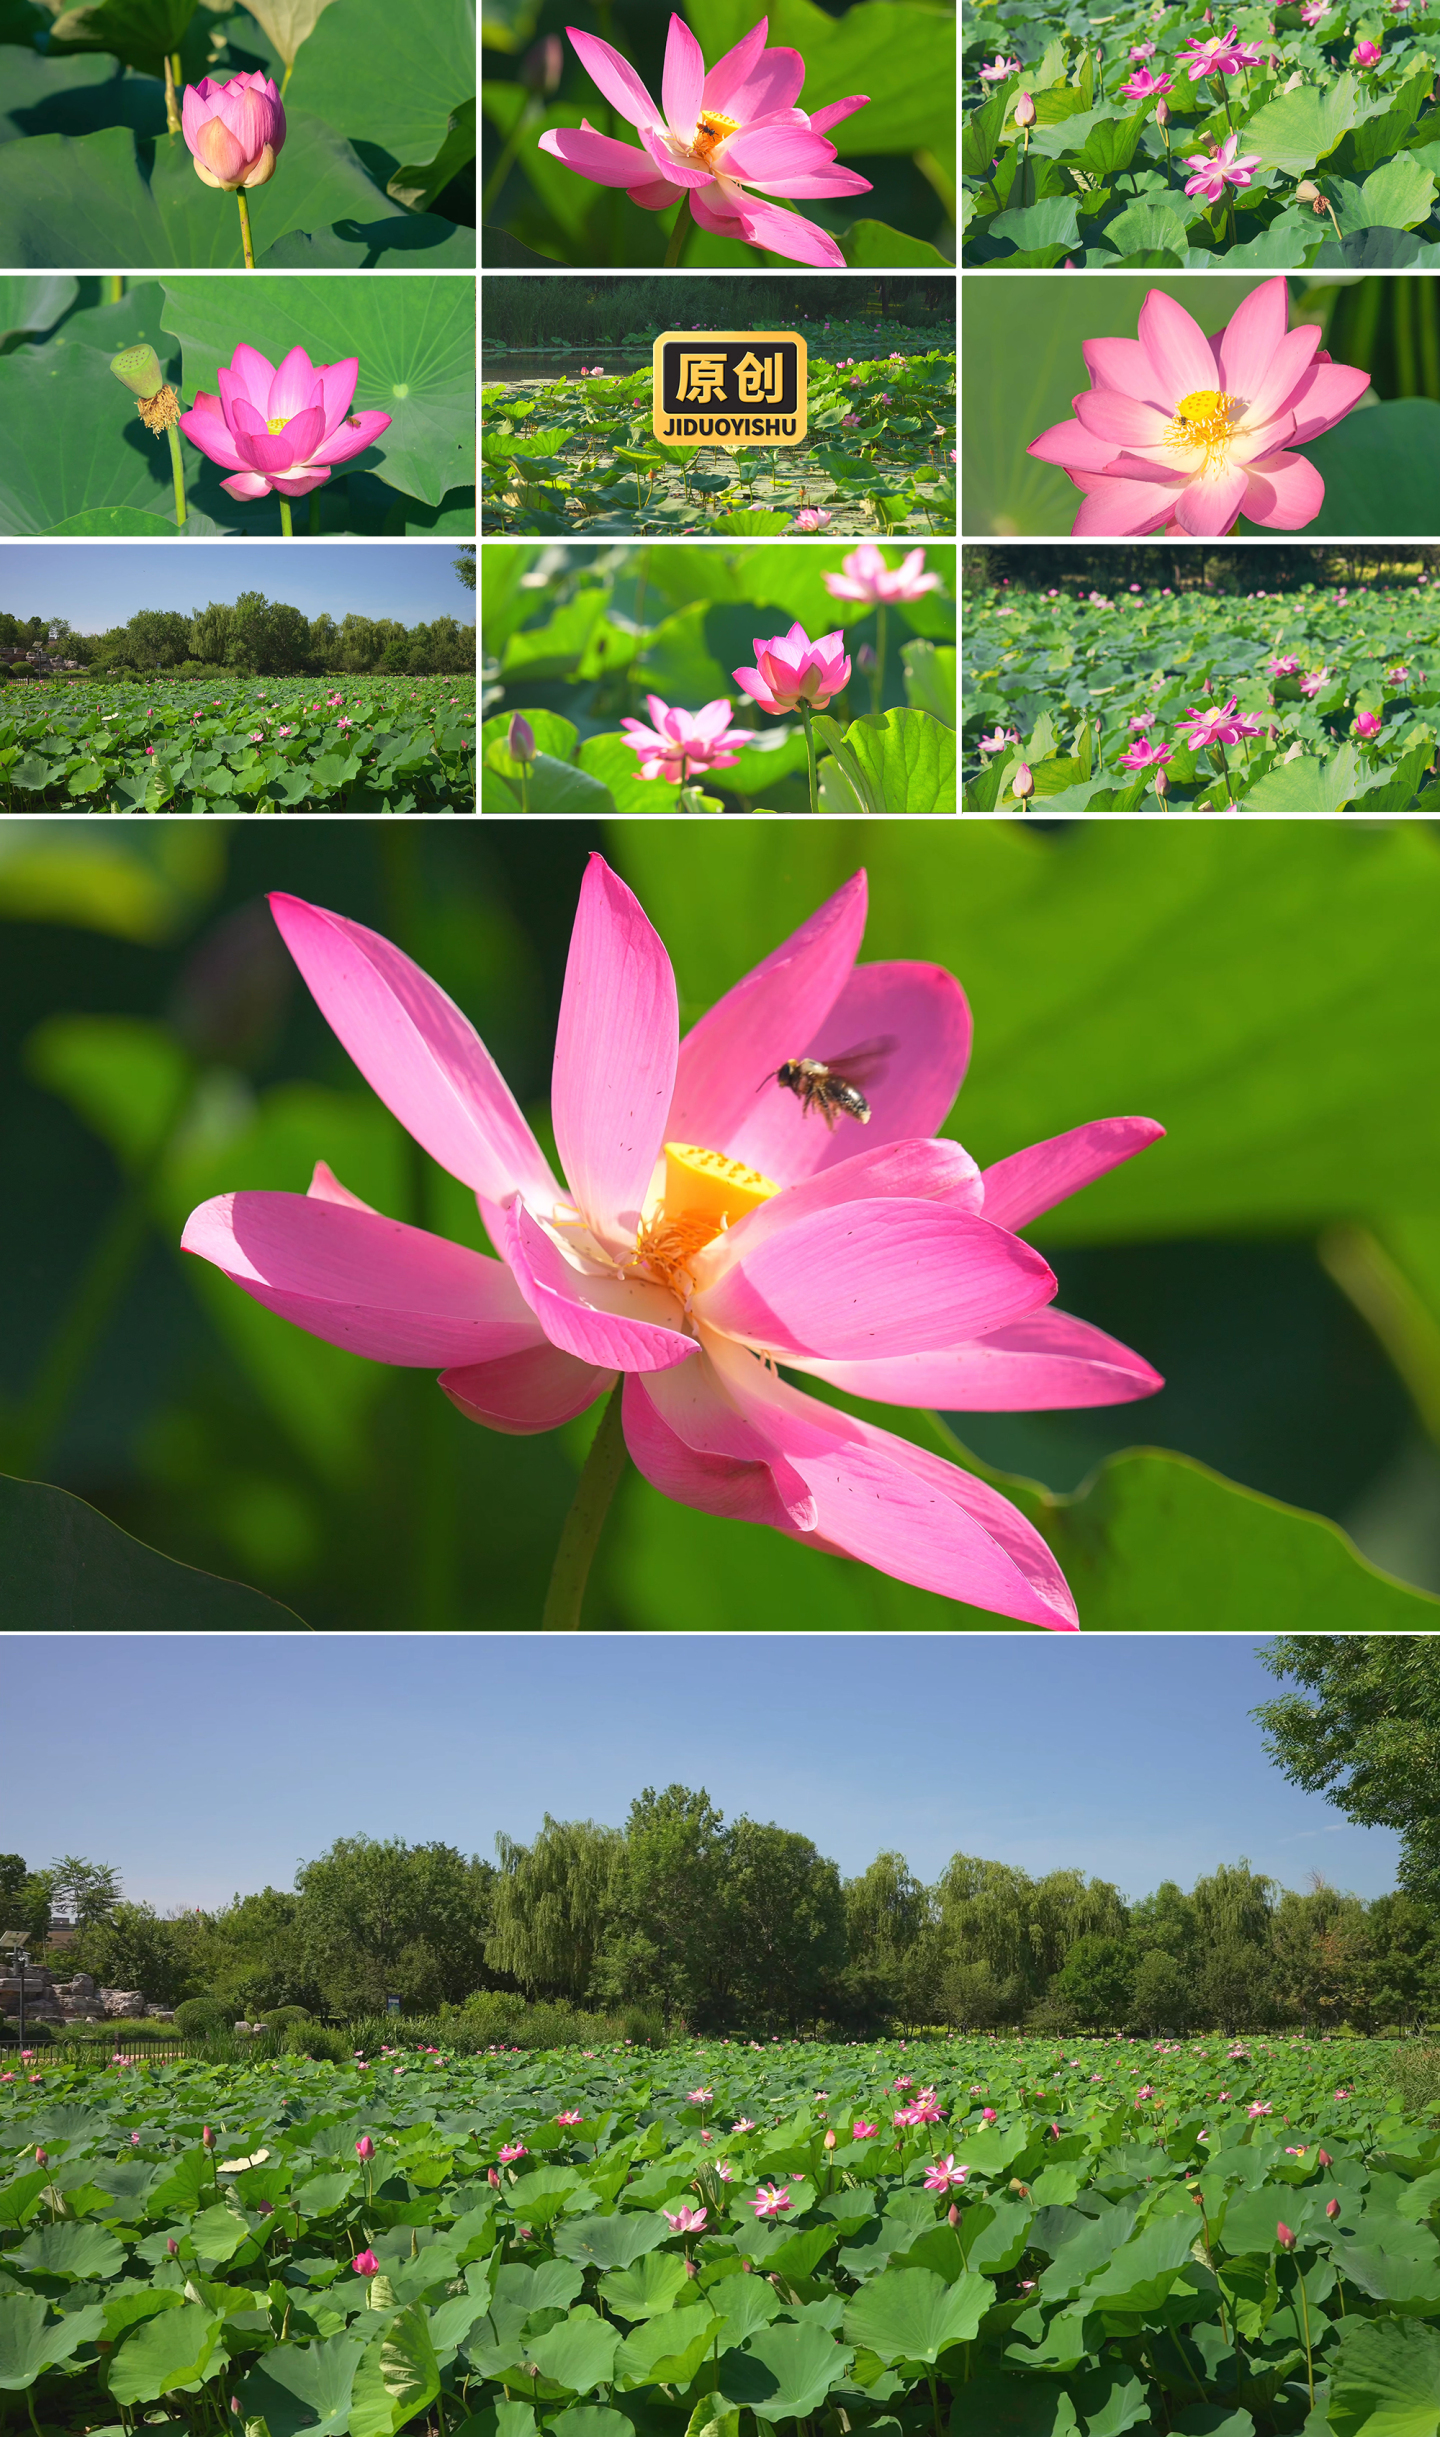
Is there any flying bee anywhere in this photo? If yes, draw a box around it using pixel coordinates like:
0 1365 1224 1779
760 1037 898 1129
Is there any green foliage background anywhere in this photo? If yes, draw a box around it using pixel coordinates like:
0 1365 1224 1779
2 817 1439 1629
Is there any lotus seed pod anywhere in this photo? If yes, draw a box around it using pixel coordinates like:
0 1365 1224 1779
1297 180 1320 202
110 343 165 400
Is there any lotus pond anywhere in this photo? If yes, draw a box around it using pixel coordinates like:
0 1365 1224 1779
964 580 1440 810
963 0 1440 268
2 2034 1437 2435
0 677 475 813
481 346 955 541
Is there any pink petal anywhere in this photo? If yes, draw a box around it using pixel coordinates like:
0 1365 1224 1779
622 1368 818 1531
1027 416 1120 474
712 1346 1079 1627
801 1308 1164 1410
640 123 715 185
980 1117 1165 1232
502 1198 696 1374
226 342 278 414
1174 463 1249 535
178 394 247 471
715 188 848 263
807 93 869 133
268 471 332 496
181 1191 542 1366
538 123 659 185
316 356 359 428
441 1343 613 1434
1286 357 1371 444
194 115 249 183
662 10 706 132
565 22 662 126
553 853 678 1244
1241 449 1324 528
699 1201 1056 1361
701 16 769 113
707 39 806 120
669 871 867 1160
727 149 872 198
1071 477 1180 536
720 123 841 179
731 665 785 713
220 470 274 499
1138 288 1220 405
720 1142 985 1275
231 398 327 474
267 894 559 1208
1083 334 1161 398
266 343 322 421
738 958 971 1187
308 1159 375 1212
628 172 687 207
1073 391 1178 448
1213 276 1289 401
308 409 391 467
1233 323 1319 424
181 82 212 146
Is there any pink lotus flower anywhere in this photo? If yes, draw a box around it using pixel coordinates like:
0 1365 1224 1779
1178 24 1264 75
687 2086 714 2103
791 509 832 531
978 727 1021 753
1027 279 1369 537
980 2107 998 2123
664 2203 708 2231
978 55 1022 79
733 622 850 712
179 344 391 502
1355 709 1383 738
1266 654 1299 675
1298 668 1330 696
1248 2100 1274 2118
555 2109 583 2125
924 2156 968 2191
620 694 756 783
1119 738 1174 771
1177 697 1261 750
1120 67 1175 100
498 2142 527 2164
851 2120 878 2139
1129 41 1158 58
352 2250 379 2275
180 861 1163 1627
732 2117 758 2134
1387 665 1410 681
1128 711 1157 729
536 14 873 269
1300 1 1327 21
1355 37 1382 61
1183 130 1262 201
356 2136 375 2159
753 2184 791 2216
182 70 286 190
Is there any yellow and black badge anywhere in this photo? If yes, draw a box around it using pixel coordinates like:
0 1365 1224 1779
652 330 807 444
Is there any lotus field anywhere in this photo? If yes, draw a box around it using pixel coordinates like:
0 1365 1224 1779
963 0 1440 267
964 580 1440 809
2 2034 1436 2436
0 678 475 813
481 339 955 539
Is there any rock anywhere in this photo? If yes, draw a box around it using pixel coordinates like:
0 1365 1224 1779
145 2007 175 2020
99 1989 145 2018
69 1973 96 1996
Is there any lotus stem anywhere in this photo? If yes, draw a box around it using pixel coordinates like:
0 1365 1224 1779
663 195 692 266
166 424 186 529
103 275 124 304
279 495 294 536
799 699 820 814
237 188 256 269
163 50 182 134
541 1384 628 1630
872 600 886 716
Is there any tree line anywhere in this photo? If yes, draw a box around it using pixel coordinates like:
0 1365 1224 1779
0 595 474 679
960 543 1440 597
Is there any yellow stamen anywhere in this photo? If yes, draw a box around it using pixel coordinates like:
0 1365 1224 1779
1169 388 1241 461
692 108 740 159
266 414 291 435
631 1143 780 1294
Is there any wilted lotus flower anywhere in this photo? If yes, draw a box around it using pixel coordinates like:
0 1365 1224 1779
183 71 286 190
733 623 850 712
179 344 391 501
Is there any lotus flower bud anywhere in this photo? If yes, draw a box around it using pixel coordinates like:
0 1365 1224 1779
521 32 564 93
948 2204 960 2226
182 71 287 192
1326 2198 1341 2219
1277 2221 1296 2250
35 2147 47 2164
202 2126 215 2149
685 2258 698 2277
1011 762 1034 800
1318 2150 1331 2167
1014 89 1036 125
352 2250 380 2276
488 2167 500 2187
356 2136 375 2160
508 712 536 764
824 2130 837 2150
1155 97 1169 122
1155 767 1168 797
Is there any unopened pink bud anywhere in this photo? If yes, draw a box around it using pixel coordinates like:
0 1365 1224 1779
1318 2149 1332 2166
488 2167 500 2187
167 2237 179 2255
356 2136 375 2160
202 2126 215 2149
35 2148 46 2165
1326 2198 1341 2219
1277 2221 1296 2250
1155 97 1169 124
824 2130 836 2149
948 2204 960 2226
1011 763 1034 801
1014 90 1036 126
508 712 535 765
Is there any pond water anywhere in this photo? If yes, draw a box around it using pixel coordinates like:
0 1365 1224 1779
482 350 651 381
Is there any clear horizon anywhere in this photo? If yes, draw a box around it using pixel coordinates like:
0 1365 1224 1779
0 544 475 635
0 1636 1399 1915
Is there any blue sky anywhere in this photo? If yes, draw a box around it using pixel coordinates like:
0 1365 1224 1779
0 545 474 633
0 1638 1397 1914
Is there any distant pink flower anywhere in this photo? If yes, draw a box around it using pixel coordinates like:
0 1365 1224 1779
555 2109 583 2125
1027 278 1368 536
1277 2220 1296 2249
753 2184 791 2217
1128 711 1157 729
664 2204 708 2232
980 2107 998 2123
353 2250 380 2276
1119 738 1174 771
826 544 943 607
978 55 1022 79
179 344 391 501
978 726 1021 752
732 2117 758 2134
536 14 873 270
498 2142 527 2164
1177 696 1261 750
621 694 756 783
1248 2100 1274 2119
1387 665 1410 681
924 2156 968 2191
1298 668 1330 696
851 2120 878 2139
1300 1 1327 20
1129 39 1157 56
355 2136 374 2160
791 508 832 531
1355 709 1383 738
181 69 285 190
733 621 850 712
1121 67 1175 100
841 413 860 427
1183 130 1262 201
1266 654 1299 674
1178 23 1264 75
688 2087 714 2103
